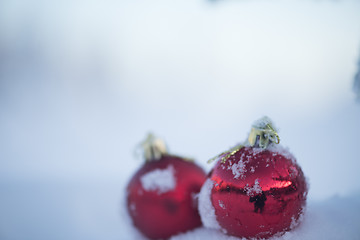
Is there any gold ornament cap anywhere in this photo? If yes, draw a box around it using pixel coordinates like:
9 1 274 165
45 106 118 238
248 116 280 149
207 116 280 164
140 133 168 161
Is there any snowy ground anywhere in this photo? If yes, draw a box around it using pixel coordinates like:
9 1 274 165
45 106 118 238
1 0 360 239
0 180 359 240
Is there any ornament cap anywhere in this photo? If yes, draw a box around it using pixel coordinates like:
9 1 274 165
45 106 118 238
248 116 280 149
140 133 168 161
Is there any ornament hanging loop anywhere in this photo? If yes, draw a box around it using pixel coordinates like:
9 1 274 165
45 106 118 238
137 133 168 161
207 144 244 164
248 117 280 149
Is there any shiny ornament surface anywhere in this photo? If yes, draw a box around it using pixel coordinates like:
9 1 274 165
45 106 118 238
127 155 207 239
208 146 307 239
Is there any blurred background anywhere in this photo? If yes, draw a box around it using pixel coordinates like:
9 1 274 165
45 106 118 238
0 0 360 239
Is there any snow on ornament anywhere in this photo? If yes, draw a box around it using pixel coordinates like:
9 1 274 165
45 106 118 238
199 117 308 239
126 134 207 240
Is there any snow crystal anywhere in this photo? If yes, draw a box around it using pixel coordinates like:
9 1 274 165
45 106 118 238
218 200 226 209
231 160 246 179
249 146 264 155
290 216 298 230
140 165 176 194
252 116 278 131
198 179 222 230
267 144 296 163
290 209 305 231
245 179 263 196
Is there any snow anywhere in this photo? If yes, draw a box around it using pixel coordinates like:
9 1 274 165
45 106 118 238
354 52 360 100
172 194 360 240
198 179 222 231
245 179 263 196
289 211 304 231
0 181 359 240
140 165 176 194
231 159 247 179
218 200 226 210
252 116 278 132
226 142 297 180
267 144 297 163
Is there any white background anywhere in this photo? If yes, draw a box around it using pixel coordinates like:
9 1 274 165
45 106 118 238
0 0 360 239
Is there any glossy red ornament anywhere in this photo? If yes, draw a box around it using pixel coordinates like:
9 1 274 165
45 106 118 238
127 139 207 239
199 118 308 239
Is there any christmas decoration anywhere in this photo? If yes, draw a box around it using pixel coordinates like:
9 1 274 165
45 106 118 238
127 134 207 240
199 117 308 239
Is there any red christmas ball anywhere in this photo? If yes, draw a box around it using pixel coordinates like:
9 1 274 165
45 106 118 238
127 135 207 239
199 118 308 239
